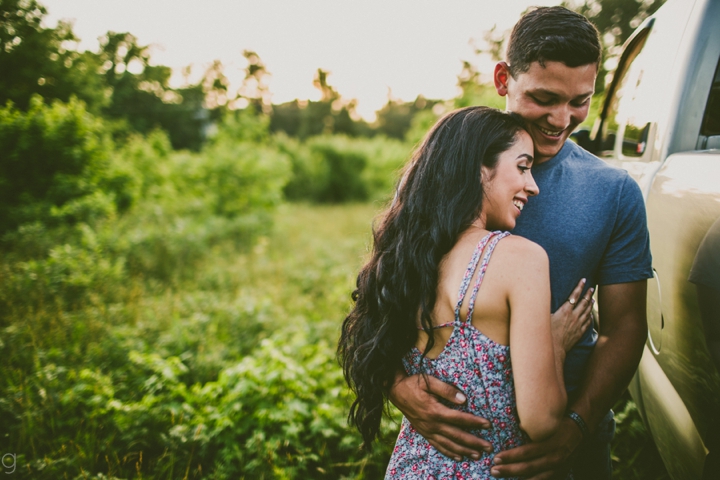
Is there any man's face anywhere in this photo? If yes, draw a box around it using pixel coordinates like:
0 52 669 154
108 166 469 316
494 60 597 164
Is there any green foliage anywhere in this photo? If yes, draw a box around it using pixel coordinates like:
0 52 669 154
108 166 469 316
279 134 409 204
97 114 288 283
0 203 397 479
270 68 373 140
97 32 209 151
0 96 128 233
454 61 505 110
0 0 108 112
373 96 441 140
611 391 671 479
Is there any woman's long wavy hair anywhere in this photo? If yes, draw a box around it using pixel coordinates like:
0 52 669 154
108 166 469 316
337 106 528 448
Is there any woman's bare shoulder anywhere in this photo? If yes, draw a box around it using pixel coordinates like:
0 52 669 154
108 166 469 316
495 235 548 261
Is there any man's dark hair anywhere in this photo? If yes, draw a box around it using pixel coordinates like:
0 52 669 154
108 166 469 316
506 6 602 77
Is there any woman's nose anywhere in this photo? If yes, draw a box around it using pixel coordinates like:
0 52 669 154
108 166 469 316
526 175 539 196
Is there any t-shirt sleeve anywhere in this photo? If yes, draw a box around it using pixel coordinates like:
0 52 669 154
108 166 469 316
597 175 654 285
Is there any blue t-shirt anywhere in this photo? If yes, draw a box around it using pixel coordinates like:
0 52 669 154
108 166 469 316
512 141 653 394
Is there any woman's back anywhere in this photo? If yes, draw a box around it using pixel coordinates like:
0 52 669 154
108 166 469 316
386 230 526 478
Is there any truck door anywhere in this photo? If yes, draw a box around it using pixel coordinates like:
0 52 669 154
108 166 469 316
590 0 720 477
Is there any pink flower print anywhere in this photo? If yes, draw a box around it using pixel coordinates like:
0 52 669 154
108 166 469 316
506 406 512 415
487 362 494 370
500 422 506 429
498 354 506 363
412 464 418 472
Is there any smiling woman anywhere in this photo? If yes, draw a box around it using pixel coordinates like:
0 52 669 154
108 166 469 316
338 106 580 478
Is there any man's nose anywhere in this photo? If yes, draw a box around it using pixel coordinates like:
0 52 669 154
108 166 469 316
548 104 571 130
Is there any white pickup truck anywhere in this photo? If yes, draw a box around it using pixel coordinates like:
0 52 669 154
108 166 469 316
574 0 720 477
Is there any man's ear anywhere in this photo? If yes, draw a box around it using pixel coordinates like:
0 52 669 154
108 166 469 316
494 62 510 96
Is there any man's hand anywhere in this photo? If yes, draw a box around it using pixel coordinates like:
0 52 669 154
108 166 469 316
490 416 583 479
389 372 493 460
552 278 595 353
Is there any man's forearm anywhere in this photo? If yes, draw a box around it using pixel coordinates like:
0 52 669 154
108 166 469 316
569 323 645 430
569 281 647 431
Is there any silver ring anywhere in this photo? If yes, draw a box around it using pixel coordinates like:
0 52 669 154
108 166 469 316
569 298 576 305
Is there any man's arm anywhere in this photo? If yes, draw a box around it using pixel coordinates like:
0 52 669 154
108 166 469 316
491 280 647 479
389 370 492 460
571 280 647 427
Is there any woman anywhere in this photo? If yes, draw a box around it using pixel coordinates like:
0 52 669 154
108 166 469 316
338 106 591 478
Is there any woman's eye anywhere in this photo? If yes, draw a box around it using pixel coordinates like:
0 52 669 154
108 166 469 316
518 166 530 173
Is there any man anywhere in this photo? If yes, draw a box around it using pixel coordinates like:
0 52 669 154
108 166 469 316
389 6 652 479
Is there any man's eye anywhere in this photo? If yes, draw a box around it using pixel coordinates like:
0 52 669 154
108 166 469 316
531 96 552 106
572 99 591 107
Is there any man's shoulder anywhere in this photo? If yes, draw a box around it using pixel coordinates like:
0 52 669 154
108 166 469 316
561 141 630 182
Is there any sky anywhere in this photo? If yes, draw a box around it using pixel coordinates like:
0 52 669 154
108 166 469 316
42 0 562 120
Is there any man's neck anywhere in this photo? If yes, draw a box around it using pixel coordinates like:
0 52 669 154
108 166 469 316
534 154 554 165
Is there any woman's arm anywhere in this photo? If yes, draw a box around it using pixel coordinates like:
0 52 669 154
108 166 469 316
504 238 567 442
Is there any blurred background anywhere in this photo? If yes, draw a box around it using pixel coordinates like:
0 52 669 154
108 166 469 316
0 0 670 478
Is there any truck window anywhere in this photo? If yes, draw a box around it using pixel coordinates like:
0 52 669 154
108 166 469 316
701 57 720 140
598 33 649 157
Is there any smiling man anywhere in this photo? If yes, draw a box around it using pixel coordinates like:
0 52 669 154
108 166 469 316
388 7 652 480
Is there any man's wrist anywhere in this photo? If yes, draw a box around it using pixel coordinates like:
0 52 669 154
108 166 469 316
566 410 589 440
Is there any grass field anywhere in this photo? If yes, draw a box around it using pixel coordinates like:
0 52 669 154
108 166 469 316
0 201 670 478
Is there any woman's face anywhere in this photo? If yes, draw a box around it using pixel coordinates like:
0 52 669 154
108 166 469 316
480 130 538 231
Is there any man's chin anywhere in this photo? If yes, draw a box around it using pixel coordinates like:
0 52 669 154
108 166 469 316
534 144 564 163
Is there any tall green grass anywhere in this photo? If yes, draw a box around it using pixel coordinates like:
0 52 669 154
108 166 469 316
0 202 402 479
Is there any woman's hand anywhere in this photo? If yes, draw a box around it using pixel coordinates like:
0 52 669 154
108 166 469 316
551 278 595 352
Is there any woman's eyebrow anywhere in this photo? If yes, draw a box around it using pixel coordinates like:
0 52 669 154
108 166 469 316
517 153 534 162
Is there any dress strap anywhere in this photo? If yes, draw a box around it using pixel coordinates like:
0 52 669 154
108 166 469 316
417 232 498 332
454 231 499 322
465 231 510 322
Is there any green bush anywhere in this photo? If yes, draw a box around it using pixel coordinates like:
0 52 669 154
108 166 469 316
0 333 393 479
0 96 133 233
280 134 409 204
